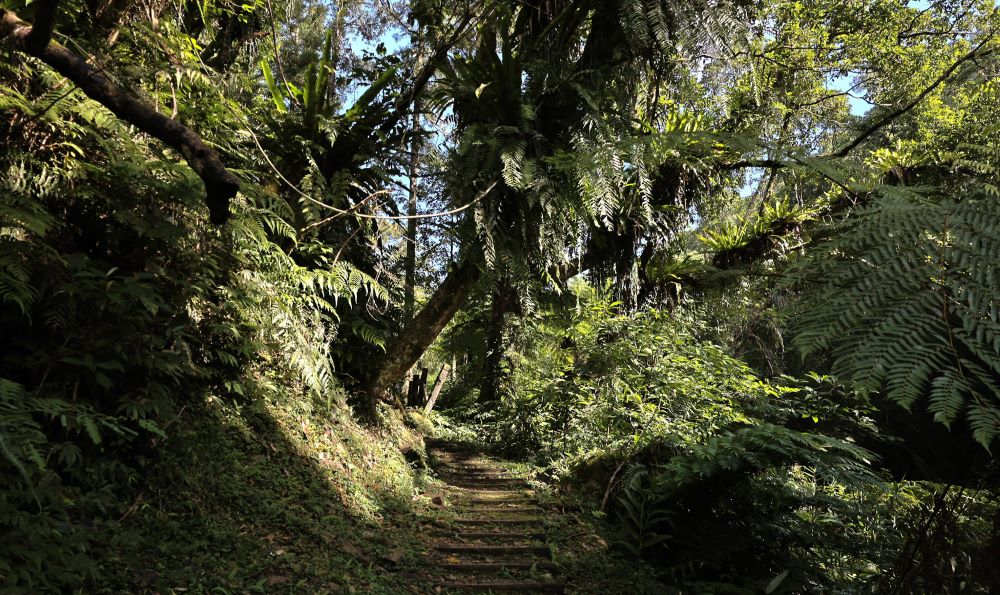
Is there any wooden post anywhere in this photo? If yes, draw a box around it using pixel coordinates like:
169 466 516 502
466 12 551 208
406 372 418 407
424 363 450 414
408 367 428 407
417 366 428 406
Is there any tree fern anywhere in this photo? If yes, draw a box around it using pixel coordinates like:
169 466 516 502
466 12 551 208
614 463 675 557
792 187 1000 449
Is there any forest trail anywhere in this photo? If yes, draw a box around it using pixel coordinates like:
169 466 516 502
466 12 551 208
421 440 565 594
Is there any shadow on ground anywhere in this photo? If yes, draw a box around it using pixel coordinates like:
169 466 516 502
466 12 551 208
88 401 431 593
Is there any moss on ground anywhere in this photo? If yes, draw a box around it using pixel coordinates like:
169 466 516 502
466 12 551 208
88 397 436 594
81 402 665 594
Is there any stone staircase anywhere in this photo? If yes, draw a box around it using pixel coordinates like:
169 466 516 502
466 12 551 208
424 441 565 594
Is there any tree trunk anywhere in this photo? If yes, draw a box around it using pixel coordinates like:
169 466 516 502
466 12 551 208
404 110 420 322
0 6 238 224
424 363 450 414
406 367 428 407
480 277 518 403
364 258 480 408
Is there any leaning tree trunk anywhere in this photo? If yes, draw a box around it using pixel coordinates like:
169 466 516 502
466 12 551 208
363 258 480 409
0 3 238 223
423 363 450 414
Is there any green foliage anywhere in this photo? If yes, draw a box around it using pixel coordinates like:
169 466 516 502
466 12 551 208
446 284 999 591
459 283 763 462
698 196 820 254
792 187 1000 449
4 0 1000 592
89 398 429 593
0 49 389 589
614 464 674 557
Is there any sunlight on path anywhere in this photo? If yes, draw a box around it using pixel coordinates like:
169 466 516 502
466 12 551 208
420 441 564 594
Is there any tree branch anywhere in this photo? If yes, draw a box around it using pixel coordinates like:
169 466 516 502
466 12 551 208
720 158 786 171
23 0 58 53
1 8 238 223
375 9 478 137
723 34 996 171
831 36 996 158
320 11 476 183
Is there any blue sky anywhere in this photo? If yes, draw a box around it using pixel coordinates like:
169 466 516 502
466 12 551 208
341 1 937 203
826 0 931 116
827 75 872 117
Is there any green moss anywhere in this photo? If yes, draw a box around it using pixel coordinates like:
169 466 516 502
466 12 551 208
88 398 431 593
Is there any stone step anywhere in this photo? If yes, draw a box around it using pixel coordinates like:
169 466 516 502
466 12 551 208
457 490 535 498
433 561 558 573
454 507 543 515
455 518 544 526
451 487 534 493
437 581 565 593
436 457 494 462
459 502 540 508
443 478 523 484
440 468 511 475
434 544 551 556
447 531 547 540
448 475 528 480
428 442 561 594
449 480 526 486
436 459 500 465
448 481 532 488
468 498 539 505
441 470 518 477
428 448 480 456
434 453 501 467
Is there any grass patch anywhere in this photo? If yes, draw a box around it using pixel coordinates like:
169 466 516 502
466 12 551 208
87 397 434 593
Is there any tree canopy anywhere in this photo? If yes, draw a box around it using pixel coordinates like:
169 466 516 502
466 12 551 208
2 0 999 591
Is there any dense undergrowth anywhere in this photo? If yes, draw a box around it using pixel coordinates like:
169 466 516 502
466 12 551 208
90 400 428 593
440 284 1000 593
0 55 424 591
4 0 1000 592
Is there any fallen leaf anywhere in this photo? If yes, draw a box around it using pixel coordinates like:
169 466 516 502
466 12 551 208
267 575 290 585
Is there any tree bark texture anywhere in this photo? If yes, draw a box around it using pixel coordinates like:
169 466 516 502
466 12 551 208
424 363 449 414
404 111 420 321
479 277 519 403
1 7 238 224
406 367 428 407
364 258 480 407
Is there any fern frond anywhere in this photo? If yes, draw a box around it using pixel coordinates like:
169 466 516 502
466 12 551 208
793 188 1000 449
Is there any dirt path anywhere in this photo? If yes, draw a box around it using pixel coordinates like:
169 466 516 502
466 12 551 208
422 440 564 594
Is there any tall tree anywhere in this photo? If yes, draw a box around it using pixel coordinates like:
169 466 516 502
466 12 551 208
404 109 421 322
